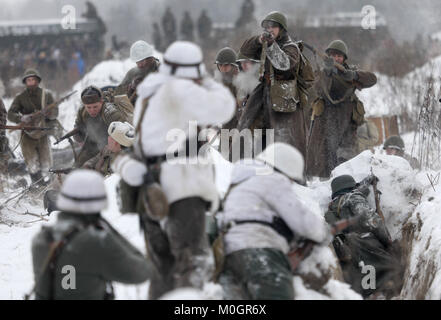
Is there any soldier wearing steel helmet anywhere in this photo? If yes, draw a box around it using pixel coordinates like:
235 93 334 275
73 86 128 167
237 11 314 158
31 169 152 300
7 69 56 186
217 143 331 299
325 174 402 299
307 40 377 178
114 40 160 103
383 135 420 169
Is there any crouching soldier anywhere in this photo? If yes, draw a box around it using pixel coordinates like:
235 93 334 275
111 41 236 299
383 135 420 170
83 121 135 175
30 169 152 300
73 86 128 167
325 174 403 299
216 143 331 299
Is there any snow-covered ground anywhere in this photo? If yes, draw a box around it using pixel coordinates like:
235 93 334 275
2 54 441 300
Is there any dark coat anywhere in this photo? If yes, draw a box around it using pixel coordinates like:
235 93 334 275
307 65 377 177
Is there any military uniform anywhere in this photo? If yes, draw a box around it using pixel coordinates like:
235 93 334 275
0 98 7 154
237 12 311 158
307 40 377 178
383 135 420 170
325 175 401 298
8 70 56 183
114 60 159 104
73 99 127 167
31 170 151 300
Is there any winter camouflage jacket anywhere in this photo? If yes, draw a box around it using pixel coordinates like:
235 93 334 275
74 102 127 165
8 87 56 124
325 178 390 247
240 31 300 83
31 212 152 299
218 160 329 255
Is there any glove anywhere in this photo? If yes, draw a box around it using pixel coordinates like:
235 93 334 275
111 154 147 187
340 69 358 82
366 173 379 185
21 114 33 123
323 56 337 76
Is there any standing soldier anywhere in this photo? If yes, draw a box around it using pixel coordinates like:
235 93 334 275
73 86 128 167
307 40 377 178
162 7 177 48
197 10 212 42
180 11 194 41
237 11 314 158
217 143 331 299
31 169 152 300
325 174 402 298
112 41 236 299
115 40 160 105
7 69 56 186
214 47 239 101
0 98 8 190
383 135 420 169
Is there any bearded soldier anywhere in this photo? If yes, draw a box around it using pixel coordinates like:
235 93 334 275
214 47 240 130
115 40 160 105
7 69 56 186
237 11 314 158
325 175 402 298
31 169 152 300
383 135 420 170
217 143 331 299
73 86 128 167
112 41 235 299
307 40 377 178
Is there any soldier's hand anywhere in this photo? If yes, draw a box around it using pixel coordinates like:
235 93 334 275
323 56 337 76
340 69 358 82
367 173 379 185
21 114 34 123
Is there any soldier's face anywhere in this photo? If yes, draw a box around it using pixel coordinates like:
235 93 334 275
385 147 401 156
25 77 39 88
267 25 280 38
241 60 255 72
137 57 154 69
218 64 233 73
85 100 103 118
330 52 345 65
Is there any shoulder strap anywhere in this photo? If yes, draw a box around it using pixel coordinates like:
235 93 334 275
25 225 83 300
41 88 46 110
135 95 154 158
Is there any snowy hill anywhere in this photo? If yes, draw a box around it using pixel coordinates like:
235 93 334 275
358 54 441 118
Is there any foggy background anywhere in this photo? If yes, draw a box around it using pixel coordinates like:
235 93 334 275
1 0 441 46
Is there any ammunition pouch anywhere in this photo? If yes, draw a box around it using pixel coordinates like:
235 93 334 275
270 79 299 113
352 97 366 126
140 181 169 221
211 230 226 283
311 98 325 117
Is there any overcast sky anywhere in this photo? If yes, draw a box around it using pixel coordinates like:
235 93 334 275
1 0 441 44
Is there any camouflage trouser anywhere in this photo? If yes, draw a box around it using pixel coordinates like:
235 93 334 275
144 197 213 299
21 133 52 175
219 248 294 300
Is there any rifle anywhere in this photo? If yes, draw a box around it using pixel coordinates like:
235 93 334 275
0 124 52 131
49 167 74 175
54 127 80 145
19 90 77 140
369 168 385 221
302 42 347 73
288 216 359 272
